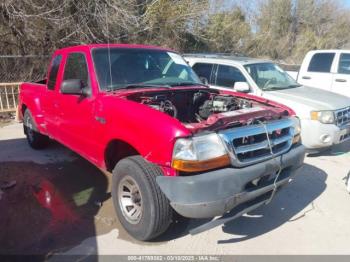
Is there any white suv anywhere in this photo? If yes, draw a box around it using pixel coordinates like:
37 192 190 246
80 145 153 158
184 54 350 151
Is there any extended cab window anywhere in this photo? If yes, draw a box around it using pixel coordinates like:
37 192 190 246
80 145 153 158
338 53 350 74
63 53 89 87
192 63 214 84
47 55 62 90
216 65 246 88
308 53 335 73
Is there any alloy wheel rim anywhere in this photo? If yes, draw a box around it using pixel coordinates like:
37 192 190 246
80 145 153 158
118 176 143 224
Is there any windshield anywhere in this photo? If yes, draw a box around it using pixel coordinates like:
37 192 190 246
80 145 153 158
92 48 201 90
244 63 300 91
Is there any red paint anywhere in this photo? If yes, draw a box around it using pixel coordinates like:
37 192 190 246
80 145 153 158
19 44 295 176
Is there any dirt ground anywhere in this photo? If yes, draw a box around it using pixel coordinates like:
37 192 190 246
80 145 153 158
0 113 14 128
1 123 350 258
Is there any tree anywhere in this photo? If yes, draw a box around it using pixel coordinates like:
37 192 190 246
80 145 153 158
142 0 208 50
292 0 350 61
0 0 208 81
2 0 350 81
254 0 294 59
204 7 251 54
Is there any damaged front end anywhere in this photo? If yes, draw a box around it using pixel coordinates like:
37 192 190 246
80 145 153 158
127 88 301 172
127 87 305 234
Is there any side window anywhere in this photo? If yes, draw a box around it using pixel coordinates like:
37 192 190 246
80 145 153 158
216 65 246 88
192 63 214 84
47 55 62 90
338 53 350 74
308 53 335 73
63 53 89 87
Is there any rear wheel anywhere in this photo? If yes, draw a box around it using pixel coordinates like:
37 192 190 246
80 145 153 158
23 109 49 149
112 156 172 241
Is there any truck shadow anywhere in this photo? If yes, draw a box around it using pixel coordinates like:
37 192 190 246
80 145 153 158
0 138 109 260
307 140 350 157
156 163 327 243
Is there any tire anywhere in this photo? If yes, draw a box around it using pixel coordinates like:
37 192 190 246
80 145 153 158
23 109 49 149
112 156 172 241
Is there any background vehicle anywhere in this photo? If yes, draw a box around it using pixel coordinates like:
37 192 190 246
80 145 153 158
185 54 350 151
287 50 350 98
19 44 305 241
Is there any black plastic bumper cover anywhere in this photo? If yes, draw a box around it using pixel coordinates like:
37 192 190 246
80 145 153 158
156 144 305 218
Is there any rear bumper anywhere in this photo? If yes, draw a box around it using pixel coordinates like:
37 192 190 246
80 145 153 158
156 144 305 218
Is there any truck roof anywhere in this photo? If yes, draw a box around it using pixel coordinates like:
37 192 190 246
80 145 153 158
55 43 173 53
306 49 350 54
183 53 271 66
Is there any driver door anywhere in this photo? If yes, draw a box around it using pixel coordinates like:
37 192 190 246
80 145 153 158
55 52 97 161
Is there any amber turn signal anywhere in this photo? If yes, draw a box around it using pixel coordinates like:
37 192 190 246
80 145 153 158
172 154 231 172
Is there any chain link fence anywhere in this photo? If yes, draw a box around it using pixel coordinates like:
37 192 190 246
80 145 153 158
0 56 48 113
0 56 48 83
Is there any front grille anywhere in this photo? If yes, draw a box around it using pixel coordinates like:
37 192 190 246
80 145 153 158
219 118 295 167
336 107 350 127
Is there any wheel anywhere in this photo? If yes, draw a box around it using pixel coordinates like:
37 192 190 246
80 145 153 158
23 109 49 149
112 156 172 241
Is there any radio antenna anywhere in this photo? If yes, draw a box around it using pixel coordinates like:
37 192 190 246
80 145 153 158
105 3 113 88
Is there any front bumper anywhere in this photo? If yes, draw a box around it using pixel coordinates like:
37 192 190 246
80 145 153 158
156 144 305 219
300 119 350 149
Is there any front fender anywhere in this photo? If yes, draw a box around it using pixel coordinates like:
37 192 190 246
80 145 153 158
97 96 192 168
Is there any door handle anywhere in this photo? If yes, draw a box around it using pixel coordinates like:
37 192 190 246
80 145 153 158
302 76 311 80
335 78 347 83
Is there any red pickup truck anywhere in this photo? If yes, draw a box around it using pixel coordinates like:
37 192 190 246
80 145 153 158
19 44 305 240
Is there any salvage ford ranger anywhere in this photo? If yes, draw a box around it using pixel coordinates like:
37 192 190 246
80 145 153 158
19 44 305 240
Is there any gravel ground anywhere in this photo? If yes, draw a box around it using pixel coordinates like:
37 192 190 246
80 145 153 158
0 123 349 257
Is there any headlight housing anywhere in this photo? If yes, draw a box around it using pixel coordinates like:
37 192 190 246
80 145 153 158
172 133 230 172
292 117 301 144
310 110 335 124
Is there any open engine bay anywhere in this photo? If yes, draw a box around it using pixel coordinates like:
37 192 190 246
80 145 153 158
126 89 289 132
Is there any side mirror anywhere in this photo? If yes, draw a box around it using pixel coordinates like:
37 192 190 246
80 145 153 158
234 82 250 93
61 79 86 95
199 77 209 85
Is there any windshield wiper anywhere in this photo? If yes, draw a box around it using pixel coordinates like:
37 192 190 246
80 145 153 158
106 83 171 91
263 85 299 91
170 82 208 88
287 84 301 88
262 86 282 91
